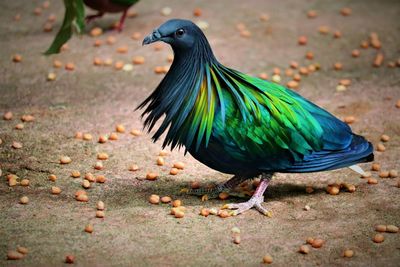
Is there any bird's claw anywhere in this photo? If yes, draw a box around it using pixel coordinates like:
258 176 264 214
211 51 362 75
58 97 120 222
221 195 271 217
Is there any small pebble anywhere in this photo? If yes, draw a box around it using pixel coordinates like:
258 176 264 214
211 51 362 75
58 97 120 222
161 7 172 16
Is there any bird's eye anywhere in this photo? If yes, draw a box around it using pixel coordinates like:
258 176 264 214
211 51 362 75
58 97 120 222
175 28 185 37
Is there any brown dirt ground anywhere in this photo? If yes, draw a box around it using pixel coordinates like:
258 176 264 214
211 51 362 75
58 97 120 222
0 0 400 266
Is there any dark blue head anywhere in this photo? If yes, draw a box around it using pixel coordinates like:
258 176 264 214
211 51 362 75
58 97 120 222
143 19 215 61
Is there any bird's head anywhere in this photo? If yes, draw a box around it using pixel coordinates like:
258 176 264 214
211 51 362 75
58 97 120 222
143 19 204 51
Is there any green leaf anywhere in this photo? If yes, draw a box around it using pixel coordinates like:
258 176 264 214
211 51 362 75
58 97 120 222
44 0 85 55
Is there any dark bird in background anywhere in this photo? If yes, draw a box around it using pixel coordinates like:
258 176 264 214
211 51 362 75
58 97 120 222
140 19 374 216
45 0 139 55
84 0 139 31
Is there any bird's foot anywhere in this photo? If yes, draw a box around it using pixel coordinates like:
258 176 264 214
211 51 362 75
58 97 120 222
222 195 272 217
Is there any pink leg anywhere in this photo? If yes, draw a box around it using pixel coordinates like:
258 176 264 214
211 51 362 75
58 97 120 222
222 173 273 216
116 10 128 32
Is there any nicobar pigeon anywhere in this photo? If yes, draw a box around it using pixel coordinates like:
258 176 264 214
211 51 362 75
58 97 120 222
45 0 139 54
139 19 374 216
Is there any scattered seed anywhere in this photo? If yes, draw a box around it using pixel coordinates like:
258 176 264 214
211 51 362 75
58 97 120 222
327 186 340 195
16 246 28 255
97 201 105 210
65 255 75 264
333 30 342 38
83 133 93 141
90 27 102 37
96 175 106 183
339 79 351 86
12 141 22 149
174 210 185 218
76 193 88 202
7 250 24 260
334 62 343 70
20 179 29 186
379 171 389 178
318 25 330 35
306 237 314 245
3 111 13 120
172 199 182 207
98 135 108 143
82 180 90 189
49 174 57 181
305 186 314 193
94 161 104 170
380 134 390 142
60 156 72 164
200 208 210 217
371 163 381 171
109 132 118 140
170 168 179 175
156 157 165 166
161 196 172 203
233 235 241 244
386 225 399 233
173 162 185 170
372 233 384 243
20 196 29 204
344 116 356 124
218 210 230 218
190 181 200 189
146 172 158 181
85 224 94 233
351 49 360 58
47 72 56 81
375 224 387 232
128 164 139 171
307 10 317 18
115 61 124 70
361 172 371 178
97 152 109 160
130 129 142 136
299 245 310 254
343 249 354 258
149 194 160 204
311 238 324 248
340 7 352 16
304 205 311 211
298 36 307 45
389 170 398 178
71 170 81 178
262 255 273 264
373 52 384 67
51 186 61 194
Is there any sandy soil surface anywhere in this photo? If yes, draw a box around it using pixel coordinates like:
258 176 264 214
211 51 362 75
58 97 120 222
0 0 399 266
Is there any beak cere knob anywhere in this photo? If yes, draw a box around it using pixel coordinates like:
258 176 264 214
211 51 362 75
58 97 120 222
142 29 162 46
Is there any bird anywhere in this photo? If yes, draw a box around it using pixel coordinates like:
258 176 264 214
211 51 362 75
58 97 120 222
84 0 139 32
139 19 374 216
45 0 139 55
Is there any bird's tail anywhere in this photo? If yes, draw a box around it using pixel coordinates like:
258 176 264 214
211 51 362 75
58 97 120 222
284 134 374 173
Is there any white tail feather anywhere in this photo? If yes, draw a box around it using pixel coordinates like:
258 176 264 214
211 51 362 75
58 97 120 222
349 165 366 175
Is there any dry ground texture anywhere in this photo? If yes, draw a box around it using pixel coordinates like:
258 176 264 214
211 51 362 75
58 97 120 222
1 0 400 266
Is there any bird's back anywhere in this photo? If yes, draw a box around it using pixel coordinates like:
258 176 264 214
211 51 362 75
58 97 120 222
188 66 373 175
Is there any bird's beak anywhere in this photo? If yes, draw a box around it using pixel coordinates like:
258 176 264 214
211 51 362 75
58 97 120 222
142 29 162 46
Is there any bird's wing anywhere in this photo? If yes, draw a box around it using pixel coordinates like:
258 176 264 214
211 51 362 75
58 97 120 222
201 64 357 169
110 0 139 6
44 0 85 55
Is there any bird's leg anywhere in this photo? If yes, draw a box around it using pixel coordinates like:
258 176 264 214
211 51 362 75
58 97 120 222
222 173 273 216
115 10 128 32
85 12 104 24
182 175 249 201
